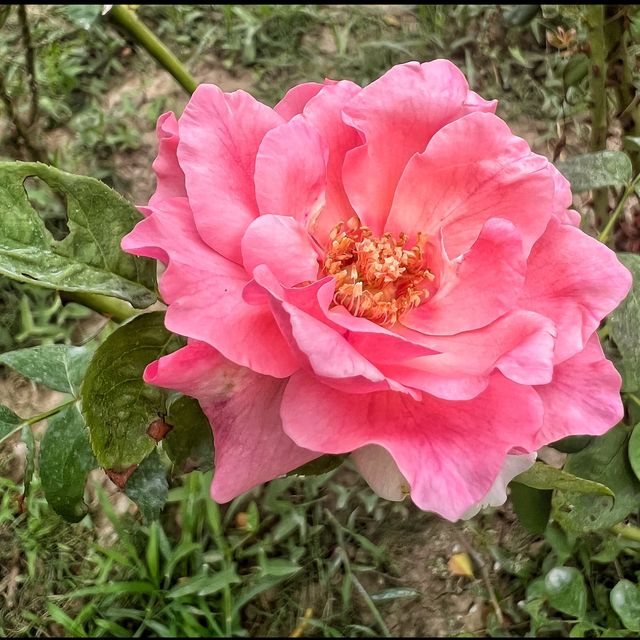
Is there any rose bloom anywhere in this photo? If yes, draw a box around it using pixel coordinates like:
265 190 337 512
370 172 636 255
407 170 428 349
123 60 631 521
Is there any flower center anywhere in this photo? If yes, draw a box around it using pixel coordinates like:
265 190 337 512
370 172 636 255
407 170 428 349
321 217 434 326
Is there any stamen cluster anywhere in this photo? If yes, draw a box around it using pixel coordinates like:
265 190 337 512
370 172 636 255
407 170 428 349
322 217 433 326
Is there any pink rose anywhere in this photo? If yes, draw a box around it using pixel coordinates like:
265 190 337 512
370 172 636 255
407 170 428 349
122 60 631 521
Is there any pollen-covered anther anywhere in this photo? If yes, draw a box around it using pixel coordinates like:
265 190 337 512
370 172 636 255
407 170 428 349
323 217 433 326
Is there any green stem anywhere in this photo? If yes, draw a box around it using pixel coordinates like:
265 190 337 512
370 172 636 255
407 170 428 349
60 291 138 323
25 399 76 426
598 172 640 244
0 399 76 446
586 5 610 224
611 523 640 543
108 5 197 95
17 5 39 126
627 393 640 409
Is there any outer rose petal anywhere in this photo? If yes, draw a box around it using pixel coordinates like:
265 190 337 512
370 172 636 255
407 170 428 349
121 197 234 280
282 372 543 521
254 116 328 225
403 218 527 335
351 444 409 502
241 215 320 287
121 197 299 378
353 446 536 518
533 333 624 448
177 85 284 264
386 111 554 258
144 341 319 502
148 112 186 209
520 218 632 363
342 60 471 234
274 81 325 120
548 163 581 226
463 90 498 114
461 453 537 519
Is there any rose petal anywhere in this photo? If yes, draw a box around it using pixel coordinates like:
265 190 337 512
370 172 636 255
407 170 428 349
403 218 527 335
274 81 325 120
148 112 186 209
351 444 409 502
461 453 537 519
299 80 362 244
254 116 328 226
241 214 320 287
342 60 471 234
386 111 554 257
282 372 543 521
145 341 319 502
533 333 624 448
521 218 632 363
177 85 284 264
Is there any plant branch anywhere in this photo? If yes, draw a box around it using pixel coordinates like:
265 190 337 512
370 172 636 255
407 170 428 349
17 5 39 126
598 172 640 244
586 4 610 224
0 72 48 164
108 5 197 95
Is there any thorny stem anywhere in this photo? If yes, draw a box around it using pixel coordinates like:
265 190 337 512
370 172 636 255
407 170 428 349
598 172 640 244
17 5 39 126
108 5 197 95
586 4 610 225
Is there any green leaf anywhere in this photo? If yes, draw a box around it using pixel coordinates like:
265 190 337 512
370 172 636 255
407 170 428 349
552 426 640 535
163 396 213 475
0 343 95 395
82 312 183 470
544 566 587 618
510 482 552 535
40 403 97 522
370 587 421 602
0 161 156 308
124 450 169 522
0 404 22 444
609 253 640 393
60 4 103 29
503 4 540 26
550 435 592 454
515 461 614 496
611 580 640 632
288 454 346 477
167 567 240 599
628 423 640 483
555 151 632 192
563 53 589 87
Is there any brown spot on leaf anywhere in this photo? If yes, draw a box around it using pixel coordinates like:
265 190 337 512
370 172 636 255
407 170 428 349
105 464 138 490
147 419 172 442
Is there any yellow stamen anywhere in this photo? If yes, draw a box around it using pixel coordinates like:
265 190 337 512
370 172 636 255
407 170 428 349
322 217 432 326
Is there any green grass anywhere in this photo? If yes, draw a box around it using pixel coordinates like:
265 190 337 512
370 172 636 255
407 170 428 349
0 457 413 637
